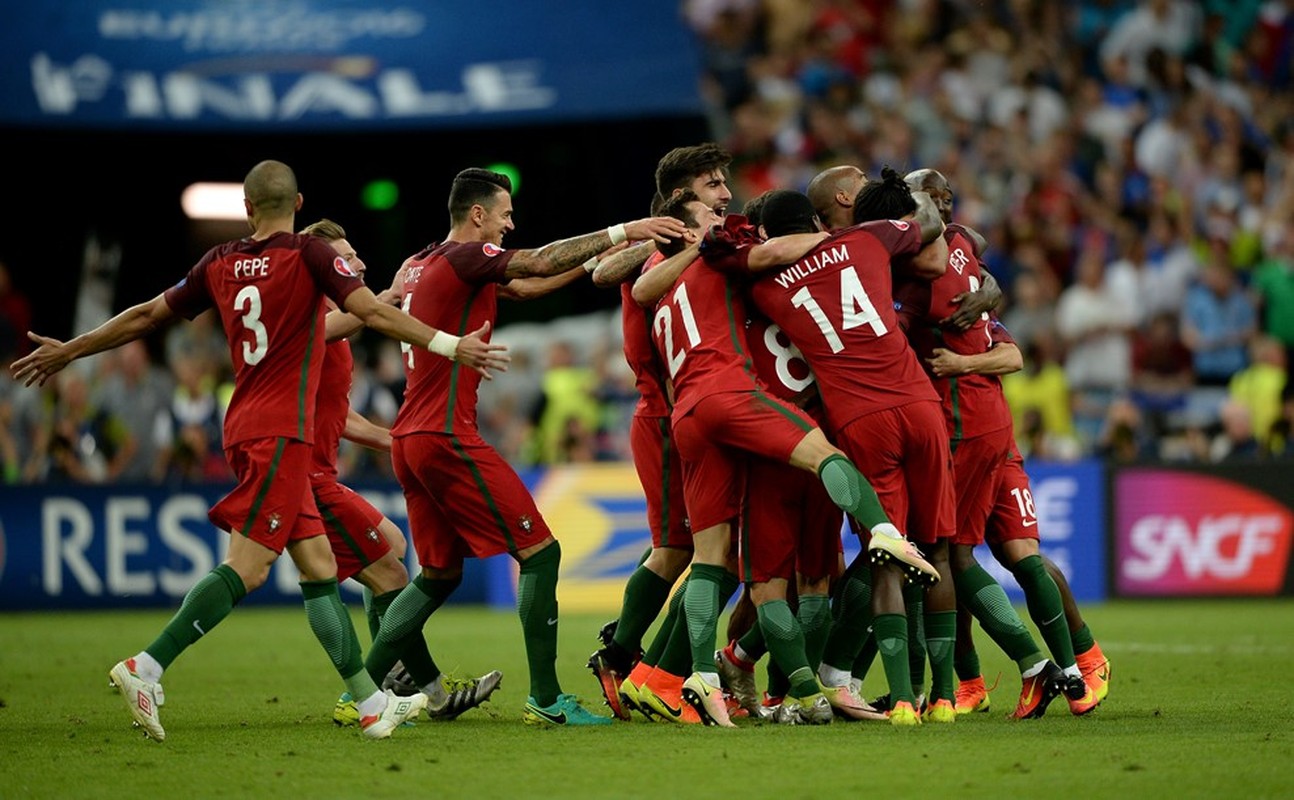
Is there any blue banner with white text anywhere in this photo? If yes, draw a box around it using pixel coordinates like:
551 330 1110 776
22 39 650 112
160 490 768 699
0 1 703 131
0 461 1108 611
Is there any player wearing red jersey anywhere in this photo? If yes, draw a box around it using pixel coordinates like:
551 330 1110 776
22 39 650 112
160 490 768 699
587 145 736 723
12 160 509 741
905 168 1110 716
704 181 956 726
360 167 685 727
631 194 934 728
806 165 868 233
301 220 503 728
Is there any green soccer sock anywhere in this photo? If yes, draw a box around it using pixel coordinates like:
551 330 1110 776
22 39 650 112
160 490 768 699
301 578 375 700
365 574 459 686
821 561 872 672
1014 555 1078 669
1072 623 1096 657
373 587 441 691
873 613 915 705
954 563 1043 672
954 645 982 682
684 564 738 675
517 542 563 706
757 600 818 699
797 593 832 670
145 564 246 669
818 454 890 530
367 588 396 642
905 583 926 692
642 577 688 669
767 658 790 699
737 618 768 660
612 565 673 654
852 632 878 684
924 610 956 703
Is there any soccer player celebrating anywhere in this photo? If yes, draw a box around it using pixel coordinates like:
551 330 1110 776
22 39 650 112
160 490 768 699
301 219 503 727
902 168 1110 715
631 192 934 728
701 181 957 725
359 167 685 727
12 160 508 741
587 143 736 722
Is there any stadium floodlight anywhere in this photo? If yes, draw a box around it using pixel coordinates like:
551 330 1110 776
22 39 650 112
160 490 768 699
181 182 246 221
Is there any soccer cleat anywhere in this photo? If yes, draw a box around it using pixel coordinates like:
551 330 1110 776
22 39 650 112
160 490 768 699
523 693 614 726
757 692 784 721
109 659 165 742
954 675 991 714
360 690 428 739
681 672 737 728
871 692 927 715
587 649 632 721
773 693 834 725
639 671 688 722
1077 643 1111 703
715 645 760 716
1062 672 1100 716
867 532 940 587
426 670 503 720
380 660 419 696
888 700 922 727
821 683 888 721
596 619 619 649
617 674 646 719
1010 661 1065 720
333 691 360 727
923 698 957 723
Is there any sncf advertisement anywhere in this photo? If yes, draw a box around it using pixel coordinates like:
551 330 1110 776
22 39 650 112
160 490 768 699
1114 465 1294 597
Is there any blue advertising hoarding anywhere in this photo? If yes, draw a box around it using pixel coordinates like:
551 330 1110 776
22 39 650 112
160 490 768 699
0 1 703 131
0 460 1108 611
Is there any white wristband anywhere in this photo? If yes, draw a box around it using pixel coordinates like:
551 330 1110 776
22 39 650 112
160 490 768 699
607 223 627 245
427 331 461 359
583 257 599 273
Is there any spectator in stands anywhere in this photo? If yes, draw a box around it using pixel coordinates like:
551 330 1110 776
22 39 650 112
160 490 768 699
1181 256 1257 386
1056 247 1136 443
1227 334 1288 453
92 340 173 483
152 353 229 484
1211 398 1262 462
0 258 33 364
1130 309 1195 432
1002 332 1081 460
40 368 134 483
536 340 601 464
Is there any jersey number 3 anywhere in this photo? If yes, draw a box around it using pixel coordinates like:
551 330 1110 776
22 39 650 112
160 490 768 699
235 285 268 365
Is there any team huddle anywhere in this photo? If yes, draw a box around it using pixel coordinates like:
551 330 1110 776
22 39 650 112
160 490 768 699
585 144 1111 727
9 145 1109 740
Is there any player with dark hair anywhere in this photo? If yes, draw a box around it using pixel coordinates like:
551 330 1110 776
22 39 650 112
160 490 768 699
630 191 935 727
12 159 509 741
300 219 502 727
703 180 954 725
586 145 735 722
360 167 685 727
902 168 1110 716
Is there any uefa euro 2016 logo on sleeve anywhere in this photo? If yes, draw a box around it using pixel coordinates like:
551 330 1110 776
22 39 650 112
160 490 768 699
1116 470 1293 597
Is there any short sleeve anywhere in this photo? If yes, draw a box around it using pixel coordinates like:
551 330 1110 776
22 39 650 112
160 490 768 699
443 241 514 284
163 254 215 320
858 219 923 258
302 235 366 307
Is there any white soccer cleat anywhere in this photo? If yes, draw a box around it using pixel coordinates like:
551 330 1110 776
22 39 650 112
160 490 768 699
867 532 940 587
360 690 428 739
821 682 889 721
714 648 760 716
109 659 166 742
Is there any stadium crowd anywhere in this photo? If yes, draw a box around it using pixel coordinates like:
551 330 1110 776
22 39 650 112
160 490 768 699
3 0 1294 485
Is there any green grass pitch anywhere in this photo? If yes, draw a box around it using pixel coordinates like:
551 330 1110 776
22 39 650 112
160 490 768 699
1 599 1290 799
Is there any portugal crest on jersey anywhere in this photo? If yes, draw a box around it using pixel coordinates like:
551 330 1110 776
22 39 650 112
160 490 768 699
333 256 358 277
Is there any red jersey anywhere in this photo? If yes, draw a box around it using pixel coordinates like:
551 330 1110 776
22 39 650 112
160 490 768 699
651 257 765 419
164 231 363 447
745 311 816 405
740 220 937 434
310 339 354 479
391 240 514 437
623 249 671 418
894 229 1013 443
